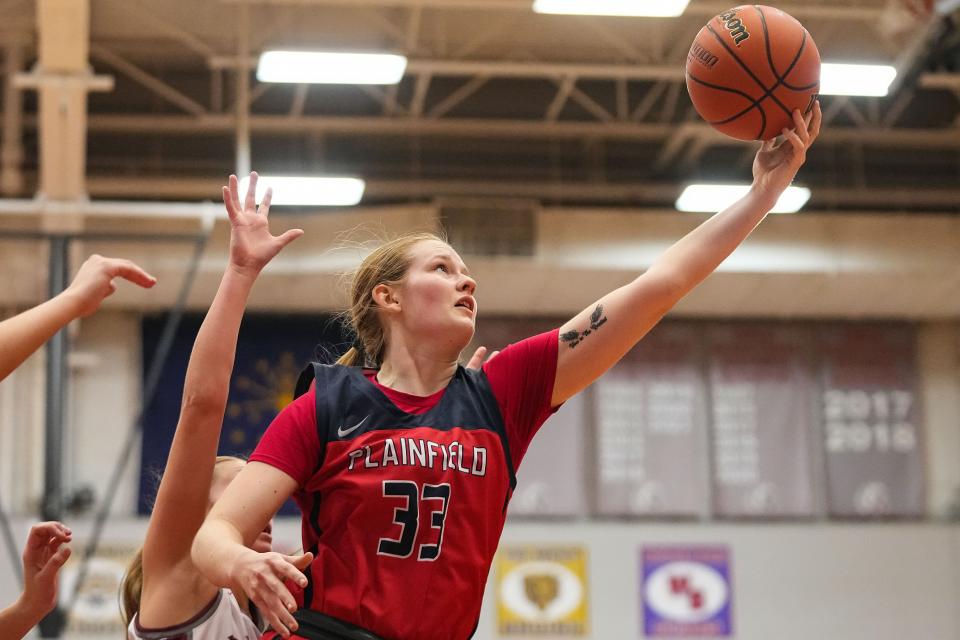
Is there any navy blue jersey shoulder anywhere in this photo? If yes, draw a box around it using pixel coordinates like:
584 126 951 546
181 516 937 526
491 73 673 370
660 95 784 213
293 363 516 490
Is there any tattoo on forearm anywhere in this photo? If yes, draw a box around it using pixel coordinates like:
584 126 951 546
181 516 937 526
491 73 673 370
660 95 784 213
560 305 608 349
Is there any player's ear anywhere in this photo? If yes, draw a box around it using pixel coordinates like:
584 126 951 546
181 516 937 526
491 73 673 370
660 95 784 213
372 283 401 313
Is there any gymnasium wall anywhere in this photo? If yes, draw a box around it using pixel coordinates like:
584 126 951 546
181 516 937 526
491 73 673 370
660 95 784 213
2 207 960 638
2 315 959 639
1 518 958 639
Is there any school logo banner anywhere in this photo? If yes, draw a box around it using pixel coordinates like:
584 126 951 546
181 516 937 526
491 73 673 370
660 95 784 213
641 546 732 637
496 545 589 636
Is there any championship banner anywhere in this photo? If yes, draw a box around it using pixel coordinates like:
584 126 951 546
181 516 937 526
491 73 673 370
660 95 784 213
592 323 709 517
706 324 817 517
817 323 925 517
496 545 589 636
641 546 732 638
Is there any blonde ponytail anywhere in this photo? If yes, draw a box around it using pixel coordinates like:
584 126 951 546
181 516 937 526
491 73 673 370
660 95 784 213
119 549 144 628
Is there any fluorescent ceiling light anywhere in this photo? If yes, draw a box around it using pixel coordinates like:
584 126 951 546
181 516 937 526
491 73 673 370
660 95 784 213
676 184 811 214
238 176 365 206
533 0 690 17
257 51 407 85
820 63 897 97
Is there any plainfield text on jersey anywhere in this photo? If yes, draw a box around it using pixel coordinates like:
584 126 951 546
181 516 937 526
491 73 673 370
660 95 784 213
346 436 488 477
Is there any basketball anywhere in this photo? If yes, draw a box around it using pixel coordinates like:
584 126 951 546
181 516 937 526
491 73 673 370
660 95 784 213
685 5 820 141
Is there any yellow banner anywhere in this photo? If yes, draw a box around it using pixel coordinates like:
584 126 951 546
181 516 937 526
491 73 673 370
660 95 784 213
496 545 589 636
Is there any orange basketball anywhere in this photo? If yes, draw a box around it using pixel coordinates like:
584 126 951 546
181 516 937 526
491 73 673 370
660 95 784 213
685 5 820 141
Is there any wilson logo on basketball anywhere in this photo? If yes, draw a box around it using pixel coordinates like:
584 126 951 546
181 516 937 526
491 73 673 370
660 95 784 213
717 9 750 46
686 5 820 140
688 42 719 70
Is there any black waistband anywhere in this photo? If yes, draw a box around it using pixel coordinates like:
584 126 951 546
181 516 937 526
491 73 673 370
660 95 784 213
292 610 384 640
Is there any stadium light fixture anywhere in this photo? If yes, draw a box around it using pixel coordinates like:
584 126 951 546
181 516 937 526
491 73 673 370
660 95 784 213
533 0 691 17
257 51 407 85
820 63 897 97
676 184 811 214
238 176 366 207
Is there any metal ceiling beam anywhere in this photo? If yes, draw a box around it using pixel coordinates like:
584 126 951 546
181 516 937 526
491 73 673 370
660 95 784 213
72 114 960 149
545 76 574 121
208 59 960 88
209 55 689 81
428 75 490 118
81 113 677 139
235 4 252 176
101 0 216 59
0 196 221 220
219 0 886 21
919 73 960 89
80 175 960 211
90 45 207 116
407 59 686 80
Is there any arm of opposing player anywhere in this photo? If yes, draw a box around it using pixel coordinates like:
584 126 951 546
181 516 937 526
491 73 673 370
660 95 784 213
141 266 257 577
0 255 155 382
143 173 302 579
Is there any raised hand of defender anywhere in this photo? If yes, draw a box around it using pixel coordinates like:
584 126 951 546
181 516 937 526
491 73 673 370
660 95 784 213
64 255 157 318
223 172 304 277
19 522 72 619
752 100 822 199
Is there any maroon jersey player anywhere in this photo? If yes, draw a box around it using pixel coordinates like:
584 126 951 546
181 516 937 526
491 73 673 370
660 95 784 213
192 103 821 639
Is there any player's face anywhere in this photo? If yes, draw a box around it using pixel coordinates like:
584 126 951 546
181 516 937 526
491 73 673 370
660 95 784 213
396 240 477 350
209 461 274 553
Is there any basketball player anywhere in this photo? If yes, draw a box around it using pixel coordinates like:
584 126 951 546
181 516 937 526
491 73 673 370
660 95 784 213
120 173 493 640
120 173 307 639
192 105 821 639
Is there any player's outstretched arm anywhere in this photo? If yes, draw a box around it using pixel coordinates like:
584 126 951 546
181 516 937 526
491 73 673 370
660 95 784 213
192 462 311 639
143 174 303 589
0 255 156 381
0 522 72 640
550 103 822 406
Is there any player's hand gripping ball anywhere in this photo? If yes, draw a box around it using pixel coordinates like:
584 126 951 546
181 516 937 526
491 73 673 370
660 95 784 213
685 5 820 141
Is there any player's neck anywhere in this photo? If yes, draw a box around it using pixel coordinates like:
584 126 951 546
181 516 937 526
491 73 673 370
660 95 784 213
377 345 458 396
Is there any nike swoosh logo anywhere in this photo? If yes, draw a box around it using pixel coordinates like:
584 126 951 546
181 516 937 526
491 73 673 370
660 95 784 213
337 416 369 438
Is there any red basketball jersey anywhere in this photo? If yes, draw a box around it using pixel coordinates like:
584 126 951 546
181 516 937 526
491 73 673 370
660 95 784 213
250 330 558 639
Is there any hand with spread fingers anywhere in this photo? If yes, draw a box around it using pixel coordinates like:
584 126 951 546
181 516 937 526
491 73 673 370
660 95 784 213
223 172 304 279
